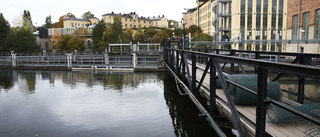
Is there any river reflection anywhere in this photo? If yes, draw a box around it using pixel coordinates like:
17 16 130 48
0 70 218 137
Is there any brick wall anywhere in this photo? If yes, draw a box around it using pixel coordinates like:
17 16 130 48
287 0 320 29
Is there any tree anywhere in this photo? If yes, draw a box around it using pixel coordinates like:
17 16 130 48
4 30 37 52
22 10 34 31
164 28 173 38
82 11 94 19
168 20 179 28
112 15 123 43
92 20 106 50
43 15 53 28
56 12 75 28
0 13 10 50
191 33 213 48
151 31 169 43
145 27 158 38
133 25 146 42
187 25 202 37
173 28 182 38
50 28 61 49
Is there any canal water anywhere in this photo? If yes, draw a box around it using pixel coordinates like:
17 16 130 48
0 70 233 137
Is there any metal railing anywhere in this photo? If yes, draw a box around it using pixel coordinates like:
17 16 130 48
164 40 320 137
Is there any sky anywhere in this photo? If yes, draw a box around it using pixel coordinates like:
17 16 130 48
0 0 196 27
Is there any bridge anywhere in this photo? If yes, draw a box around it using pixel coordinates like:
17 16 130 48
0 43 163 71
163 40 320 137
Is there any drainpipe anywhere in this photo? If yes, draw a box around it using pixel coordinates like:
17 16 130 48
297 0 301 53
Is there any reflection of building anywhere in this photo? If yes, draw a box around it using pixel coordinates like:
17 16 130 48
286 0 320 53
183 8 196 29
102 12 169 30
63 17 99 28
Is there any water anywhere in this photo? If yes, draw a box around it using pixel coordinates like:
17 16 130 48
0 70 222 137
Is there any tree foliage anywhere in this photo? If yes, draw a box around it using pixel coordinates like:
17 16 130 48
168 20 179 28
50 28 61 48
54 34 84 52
82 11 94 19
187 25 202 37
0 13 10 47
92 20 106 50
112 15 123 43
151 31 168 43
56 12 75 28
133 25 146 42
22 10 34 31
43 15 53 28
4 30 37 52
145 27 158 38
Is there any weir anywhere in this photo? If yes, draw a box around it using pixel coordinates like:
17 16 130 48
163 40 320 137
0 43 164 71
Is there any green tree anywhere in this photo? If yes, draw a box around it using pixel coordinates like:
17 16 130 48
173 28 182 38
145 27 158 38
112 15 123 43
151 31 169 43
92 20 106 50
55 34 71 52
5 30 37 52
164 28 173 38
187 25 202 37
191 33 213 48
43 15 53 28
0 13 11 51
82 11 94 19
133 25 146 42
168 20 179 28
22 10 34 31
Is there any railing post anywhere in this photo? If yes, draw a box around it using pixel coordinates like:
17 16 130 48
210 58 217 116
182 51 186 83
175 50 179 78
191 53 197 95
298 77 305 103
256 66 268 137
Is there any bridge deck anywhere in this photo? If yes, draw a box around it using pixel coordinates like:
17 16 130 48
188 62 306 137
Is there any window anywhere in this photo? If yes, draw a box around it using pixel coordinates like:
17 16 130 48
125 24 127 27
130 19 132 22
125 18 127 21
45 41 49 50
191 23 192 25
191 13 192 16
302 12 310 39
186 22 188 25
190 18 192 21
130 24 132 27
134 25 136 28
292 15 298 39
186 18 187 21
315 9 320 39
87 40 91 48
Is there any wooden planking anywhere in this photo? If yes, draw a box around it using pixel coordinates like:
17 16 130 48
181 61 307 137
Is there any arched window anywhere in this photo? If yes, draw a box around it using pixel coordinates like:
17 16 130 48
87 40 92 48
45 41 49 50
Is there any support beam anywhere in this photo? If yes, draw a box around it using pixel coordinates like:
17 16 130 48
255 67 268 137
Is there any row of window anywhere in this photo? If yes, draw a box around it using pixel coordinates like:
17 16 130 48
292 9 320 39
104 16 152 24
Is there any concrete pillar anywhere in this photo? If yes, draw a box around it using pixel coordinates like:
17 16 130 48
105 53 109 65
67 53 72 68
132 53 137 68
42 50 47 62
11 51 16 68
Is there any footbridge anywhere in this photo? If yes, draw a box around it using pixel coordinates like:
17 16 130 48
163 40 320 137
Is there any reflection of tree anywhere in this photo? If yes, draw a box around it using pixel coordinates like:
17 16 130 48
0 71 14 91
20 72 36 94
162 73 216 137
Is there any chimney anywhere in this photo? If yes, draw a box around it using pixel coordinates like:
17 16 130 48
112 11 114 14
158 15 160 17
153 16 155 18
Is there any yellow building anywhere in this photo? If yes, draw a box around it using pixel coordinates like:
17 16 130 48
63 17 99 28
194 0 213 35
102 12 168 30
212 0 288 51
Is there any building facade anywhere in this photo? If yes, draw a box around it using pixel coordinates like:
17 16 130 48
102 12 168 30
194 0 214 35
183 8 196 29
212 0 288 52
286 0 320 53
63 17 99 28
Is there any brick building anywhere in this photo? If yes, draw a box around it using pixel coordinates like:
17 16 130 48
286 0 320 53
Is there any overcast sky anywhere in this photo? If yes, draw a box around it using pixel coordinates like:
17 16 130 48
0 0 196 27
